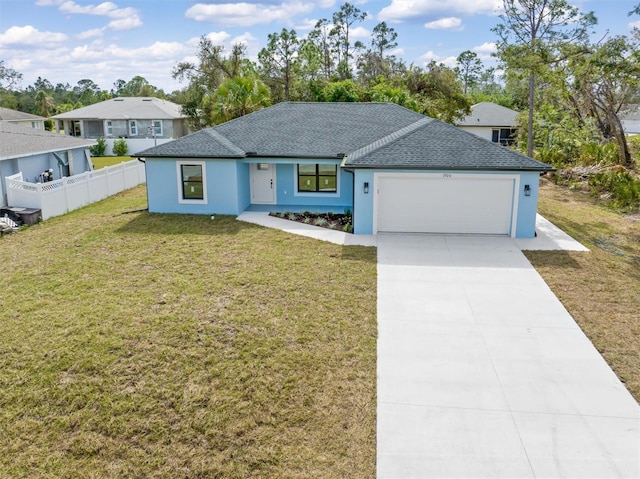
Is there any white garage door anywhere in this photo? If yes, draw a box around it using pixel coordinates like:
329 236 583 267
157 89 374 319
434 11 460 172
376 174 516 235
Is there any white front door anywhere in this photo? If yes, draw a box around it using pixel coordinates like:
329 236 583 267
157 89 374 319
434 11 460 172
250 163 276 204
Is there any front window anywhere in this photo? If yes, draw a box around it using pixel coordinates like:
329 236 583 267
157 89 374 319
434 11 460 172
106 120 113 136
129 120 138 136
297 164 337 193
177 162 207 203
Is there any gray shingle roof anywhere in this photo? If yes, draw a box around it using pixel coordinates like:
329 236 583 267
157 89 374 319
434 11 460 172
344 118 553 171
52 97 186 120
458 102 519 127
0 121 96 160
138 102 552 172
0 106 46 122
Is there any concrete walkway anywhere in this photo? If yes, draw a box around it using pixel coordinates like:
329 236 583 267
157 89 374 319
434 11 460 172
377 234 639 478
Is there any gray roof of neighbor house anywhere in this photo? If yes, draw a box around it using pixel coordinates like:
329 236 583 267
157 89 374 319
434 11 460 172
139 102 553 172
458 102 519 127
52 97 186 120
0 106 46 122
0 121 96 160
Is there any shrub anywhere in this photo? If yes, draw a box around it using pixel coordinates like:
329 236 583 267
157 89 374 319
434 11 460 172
112 138 128 156
588 169 640 211
89 137 107 157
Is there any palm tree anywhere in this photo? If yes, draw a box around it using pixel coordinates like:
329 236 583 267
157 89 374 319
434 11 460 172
210 77 271 124
34 89 55 117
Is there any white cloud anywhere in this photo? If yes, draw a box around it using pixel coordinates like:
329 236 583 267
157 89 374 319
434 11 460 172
0 25 68 46
630 20 640 30
55 1 142 30
472 41 496 54
379 0 502 22
424 17 463 30
351 26 371 39
107 16 142 30
77 28 105 39
185 1 315 27
417 50 458 68
295 18 319 31
204 32 233 45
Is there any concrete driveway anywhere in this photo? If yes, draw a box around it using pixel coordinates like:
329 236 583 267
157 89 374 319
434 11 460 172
377 234 640 479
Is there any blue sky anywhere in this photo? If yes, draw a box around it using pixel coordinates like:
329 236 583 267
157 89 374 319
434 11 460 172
0 0 638 93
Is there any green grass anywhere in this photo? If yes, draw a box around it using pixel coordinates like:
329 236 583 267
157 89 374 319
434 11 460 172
0 186 377 478
91 156 132 169
525 179 640 401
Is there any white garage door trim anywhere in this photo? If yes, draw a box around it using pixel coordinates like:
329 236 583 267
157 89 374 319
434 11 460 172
373 172 520 237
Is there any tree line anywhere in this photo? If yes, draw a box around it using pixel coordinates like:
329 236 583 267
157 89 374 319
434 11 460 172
1 1 639 172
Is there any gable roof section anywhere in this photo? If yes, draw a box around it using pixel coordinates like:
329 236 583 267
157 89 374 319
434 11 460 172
344 118 553 171
458 102 519 127
139 102 425 159
0 121 96 161
138 128 246 158
0 106 45 122
138 102 552 172
52 97 186 120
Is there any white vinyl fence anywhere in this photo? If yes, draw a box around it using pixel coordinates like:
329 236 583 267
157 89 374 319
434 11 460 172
6 159 146 220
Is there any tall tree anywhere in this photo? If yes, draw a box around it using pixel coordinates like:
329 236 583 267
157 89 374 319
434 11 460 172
357 21 400 83
258 28 300 102
565 36 640 166
455 51 483 95
330 2 367 80
0 61 22 90
493 0 596 156
172 37 254 128
306 19 335 80
405 62 471 123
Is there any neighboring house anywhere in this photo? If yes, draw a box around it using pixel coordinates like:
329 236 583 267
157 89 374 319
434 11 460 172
458 102 519 146
621 105 640 136
52 97 191 155
139 102 553 238
0 106 46 130
0 121 96 207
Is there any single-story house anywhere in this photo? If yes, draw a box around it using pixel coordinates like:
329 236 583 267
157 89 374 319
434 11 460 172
52 97 191 155
0 121 96 206
458 102 519 146
0 106 46 130
138 102 553 238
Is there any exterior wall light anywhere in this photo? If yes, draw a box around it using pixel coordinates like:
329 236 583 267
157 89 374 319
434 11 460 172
524 184 531 196
364 182 369 194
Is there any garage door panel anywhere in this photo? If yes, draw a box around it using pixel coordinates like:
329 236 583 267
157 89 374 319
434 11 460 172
376 176 514 235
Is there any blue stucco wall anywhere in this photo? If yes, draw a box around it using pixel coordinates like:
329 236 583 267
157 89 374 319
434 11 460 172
146 158 242 215
352 169 374 235
353 169 542 238
515 171 541 238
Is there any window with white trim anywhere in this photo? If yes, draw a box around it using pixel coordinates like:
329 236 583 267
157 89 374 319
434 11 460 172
151 120 162 136
106 120 113 136
297 164 337 193
177 161 207 203
129 120 138 136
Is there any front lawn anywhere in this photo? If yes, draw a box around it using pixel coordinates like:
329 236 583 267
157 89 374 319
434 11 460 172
525 179 640 401
0 186 377 478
